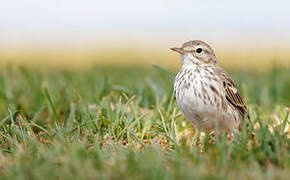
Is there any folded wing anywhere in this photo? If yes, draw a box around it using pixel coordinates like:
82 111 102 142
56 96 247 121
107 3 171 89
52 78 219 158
215 67 247 115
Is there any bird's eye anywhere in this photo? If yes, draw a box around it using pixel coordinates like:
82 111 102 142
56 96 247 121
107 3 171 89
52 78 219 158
196 48 202 53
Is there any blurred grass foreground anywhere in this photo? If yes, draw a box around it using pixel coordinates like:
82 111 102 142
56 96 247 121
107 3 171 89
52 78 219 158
0 62 288 179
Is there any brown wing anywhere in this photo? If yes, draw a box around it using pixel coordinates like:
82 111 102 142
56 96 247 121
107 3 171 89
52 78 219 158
215 67 247 115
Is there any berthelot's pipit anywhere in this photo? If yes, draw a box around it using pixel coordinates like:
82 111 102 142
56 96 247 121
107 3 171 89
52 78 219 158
171 40 247 134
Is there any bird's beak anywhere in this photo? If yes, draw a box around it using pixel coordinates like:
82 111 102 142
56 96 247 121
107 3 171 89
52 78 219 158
170 47 186 55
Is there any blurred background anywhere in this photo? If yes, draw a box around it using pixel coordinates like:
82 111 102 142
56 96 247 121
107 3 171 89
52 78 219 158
0 0 289 70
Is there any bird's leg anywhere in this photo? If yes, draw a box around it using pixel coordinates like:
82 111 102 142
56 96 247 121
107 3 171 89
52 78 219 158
208 131 216 144
193 127 201 145
229 128 240 141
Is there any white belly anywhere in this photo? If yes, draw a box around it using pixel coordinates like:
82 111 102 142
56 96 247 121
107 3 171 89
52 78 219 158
174 66 240 132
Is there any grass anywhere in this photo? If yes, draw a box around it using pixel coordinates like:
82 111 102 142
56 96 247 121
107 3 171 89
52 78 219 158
0 65 289 179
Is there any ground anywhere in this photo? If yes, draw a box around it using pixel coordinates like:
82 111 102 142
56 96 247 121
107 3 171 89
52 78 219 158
0 65 289 179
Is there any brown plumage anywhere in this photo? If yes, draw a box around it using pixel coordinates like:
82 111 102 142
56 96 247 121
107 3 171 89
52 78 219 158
219 69 247 115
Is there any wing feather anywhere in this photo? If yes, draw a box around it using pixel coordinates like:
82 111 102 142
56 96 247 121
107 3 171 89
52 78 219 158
216 67 247 115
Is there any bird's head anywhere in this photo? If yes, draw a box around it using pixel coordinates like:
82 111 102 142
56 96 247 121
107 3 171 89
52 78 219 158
171 40 217 65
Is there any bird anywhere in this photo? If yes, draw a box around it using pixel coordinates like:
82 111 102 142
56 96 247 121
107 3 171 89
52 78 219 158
171 40 247 135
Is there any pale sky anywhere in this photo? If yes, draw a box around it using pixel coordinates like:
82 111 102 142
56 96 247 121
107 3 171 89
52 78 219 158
1 0 290 48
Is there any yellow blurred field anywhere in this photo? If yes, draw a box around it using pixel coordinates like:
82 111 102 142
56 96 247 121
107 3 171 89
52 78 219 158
0 46 289 71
